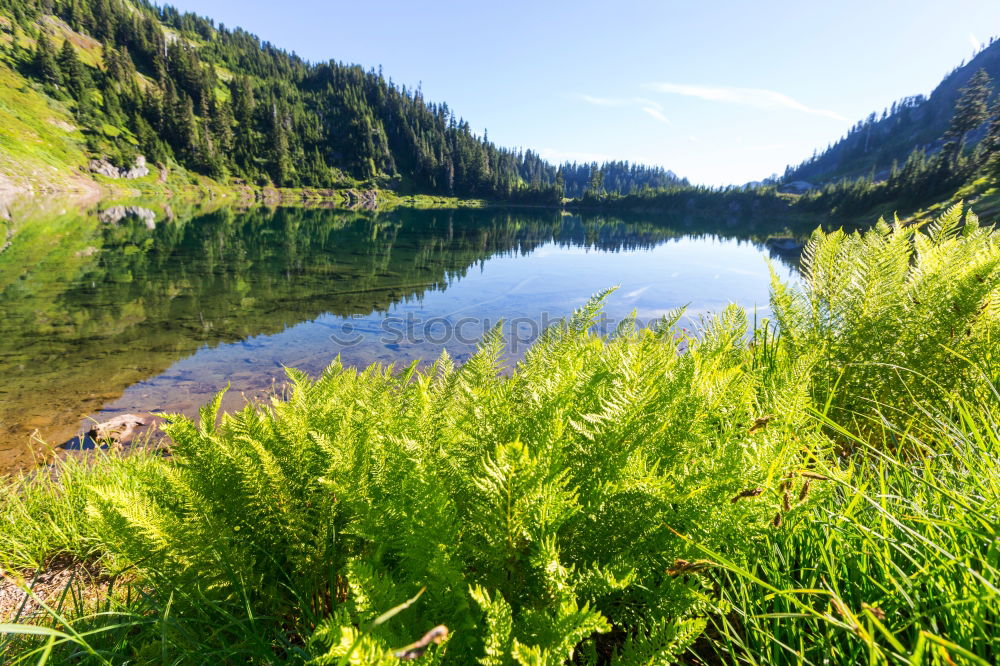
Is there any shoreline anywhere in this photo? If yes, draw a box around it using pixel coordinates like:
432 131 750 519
0 156 512 213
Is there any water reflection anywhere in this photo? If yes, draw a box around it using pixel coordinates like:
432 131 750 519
0 203 810 470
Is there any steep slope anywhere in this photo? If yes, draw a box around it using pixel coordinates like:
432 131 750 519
785 38 1000 184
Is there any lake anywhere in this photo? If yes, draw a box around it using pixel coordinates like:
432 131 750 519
0 203 807 471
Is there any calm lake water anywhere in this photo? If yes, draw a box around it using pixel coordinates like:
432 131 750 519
0 203 807 470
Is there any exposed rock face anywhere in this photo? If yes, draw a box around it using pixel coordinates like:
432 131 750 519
342 189 379 209
122 155 150 178
88 158 121 178
98 205 156 229
89 155 150 179
777 180 815 195
48 119 77 132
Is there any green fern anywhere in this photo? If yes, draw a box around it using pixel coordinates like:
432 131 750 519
69 288 815 661
771 202 1000 433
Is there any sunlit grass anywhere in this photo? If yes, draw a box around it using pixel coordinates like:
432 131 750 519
699 392 999 665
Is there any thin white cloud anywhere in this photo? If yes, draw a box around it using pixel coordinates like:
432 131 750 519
578 94 670 125
641 106 671 125
970 32 982 50
579 94 621 107
646 82 847 121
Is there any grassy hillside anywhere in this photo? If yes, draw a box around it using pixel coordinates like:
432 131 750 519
0 42 248 201
0 55 93 193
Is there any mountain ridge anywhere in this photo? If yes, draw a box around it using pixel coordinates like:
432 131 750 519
784 36 1000 185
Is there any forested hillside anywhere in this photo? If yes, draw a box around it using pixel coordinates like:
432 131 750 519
785 37 1000 185
0 0 685 201
780 47 1000 218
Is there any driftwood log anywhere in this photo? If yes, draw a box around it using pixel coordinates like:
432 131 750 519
86 414 146 445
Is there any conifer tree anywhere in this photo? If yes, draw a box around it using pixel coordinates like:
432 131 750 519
90 0 115 41
982 100 1000 175
57 38 87 95
587 162 604 196
944 68 993 161
33 32 61 86
270 104 294 185
210 98 235 156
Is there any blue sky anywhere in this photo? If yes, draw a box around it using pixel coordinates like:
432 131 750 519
165 0 1000 185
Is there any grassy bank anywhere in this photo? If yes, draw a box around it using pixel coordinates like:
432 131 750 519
0 204 997 664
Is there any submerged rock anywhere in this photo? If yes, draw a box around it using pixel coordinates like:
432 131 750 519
766 236 806 265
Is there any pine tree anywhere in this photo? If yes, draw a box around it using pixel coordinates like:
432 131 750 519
210 98 235 157
983 100 1000 175
587 163 604 197
33 32 62 87
91 0 116 41
944 68 993 161
270 104 294 186
102 44 120 80
57 38 88 95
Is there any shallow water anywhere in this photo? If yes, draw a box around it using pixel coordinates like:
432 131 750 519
0 203 806 470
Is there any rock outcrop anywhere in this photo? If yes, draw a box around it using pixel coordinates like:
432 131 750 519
342 189 379 209
777 180 815 195
89 155 150 179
